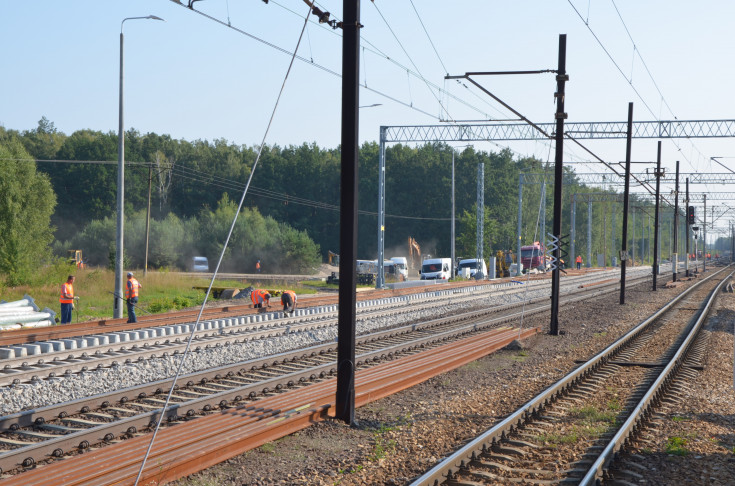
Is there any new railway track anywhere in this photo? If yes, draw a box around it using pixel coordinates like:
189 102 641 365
0 269 619 348
411 264 731 486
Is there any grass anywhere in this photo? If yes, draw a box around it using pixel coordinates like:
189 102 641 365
259 442 276 453
299 279 373 289
299 279 338 289
0 264 319 322
369 435 396 461
665 436 689 456
366 422 398 462
571 405 618 424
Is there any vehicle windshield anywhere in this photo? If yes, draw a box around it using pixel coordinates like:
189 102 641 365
521 249 541 258
193 257 207 264
458 261 478 269
422 263 443 273
394 263 407 270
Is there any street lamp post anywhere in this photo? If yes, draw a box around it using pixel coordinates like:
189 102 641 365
114 15 164 319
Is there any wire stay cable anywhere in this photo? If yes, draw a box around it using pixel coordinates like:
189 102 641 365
133 4 312 484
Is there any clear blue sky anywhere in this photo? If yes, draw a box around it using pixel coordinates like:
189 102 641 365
2 1 735 234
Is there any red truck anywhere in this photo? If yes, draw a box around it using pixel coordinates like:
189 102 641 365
520 242 550 271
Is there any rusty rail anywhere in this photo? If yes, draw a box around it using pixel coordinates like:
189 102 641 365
4 326 538 485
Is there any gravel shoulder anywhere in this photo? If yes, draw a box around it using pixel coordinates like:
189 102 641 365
173 273 735 486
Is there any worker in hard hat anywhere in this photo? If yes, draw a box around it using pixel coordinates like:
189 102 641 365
59 275 78 325
251 289 271 309
281 290 297 317
126 272 142 323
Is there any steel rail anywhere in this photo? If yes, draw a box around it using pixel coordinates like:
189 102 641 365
410 264 730 485
578 268 734 485
3 327 540 485
0 279 505 346
0 324 535 478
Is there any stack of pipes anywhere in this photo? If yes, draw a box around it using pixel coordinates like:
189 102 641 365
0 295 56 330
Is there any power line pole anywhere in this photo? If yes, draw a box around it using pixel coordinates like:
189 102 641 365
336 0 360 425
451 150 455 279
703 194 707 273
685 178 690 277
549 34 568 336
653 141 661 291
673 162 680 281
144 164 152 276
620 102 633 305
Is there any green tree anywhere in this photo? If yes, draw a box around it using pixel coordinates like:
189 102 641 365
456 204 499 261
0 138 57 285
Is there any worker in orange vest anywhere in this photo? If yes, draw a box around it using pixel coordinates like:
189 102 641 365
126 272 142 323
281 290 297 317
256 259 261 273
251 289 271 309
59 275 78 324
575 255 583 270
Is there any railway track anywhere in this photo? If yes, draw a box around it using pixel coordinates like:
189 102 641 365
0 269 655 481
0 268 626 348
0 269 646 384
411 264 731 486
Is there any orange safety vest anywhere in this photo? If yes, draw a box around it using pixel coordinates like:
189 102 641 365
251 289 269 305
575 256 582 263
126 278 141 298
282 290 296 303
60 282 74 304
256 261 261 270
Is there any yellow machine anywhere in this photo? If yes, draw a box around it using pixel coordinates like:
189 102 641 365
496 250 509 278
68 250 85 269
408 237 421 269
328 250 340 265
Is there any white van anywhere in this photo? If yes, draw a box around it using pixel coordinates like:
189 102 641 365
420 258 451 280
457 258 488 279
389 257 408 280
191 256 209 272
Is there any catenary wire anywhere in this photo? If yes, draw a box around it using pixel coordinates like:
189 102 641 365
370 0 452 121
408 0 449 75
267 0 512 121
566 0 707 175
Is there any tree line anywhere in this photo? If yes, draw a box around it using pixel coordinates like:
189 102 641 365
3 117 714 285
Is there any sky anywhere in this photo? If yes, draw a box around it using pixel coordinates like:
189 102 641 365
2 0 735 237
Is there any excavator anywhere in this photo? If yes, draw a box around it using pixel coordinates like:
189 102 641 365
68 250 85 269
408 237 421 270
327 250 339 265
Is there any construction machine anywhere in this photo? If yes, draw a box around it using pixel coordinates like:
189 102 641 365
68 250 85 269
328 251 340 265
496 250 509 278
408 237 421 270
